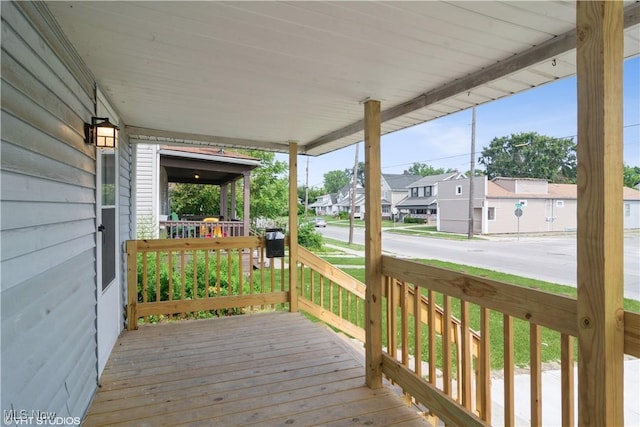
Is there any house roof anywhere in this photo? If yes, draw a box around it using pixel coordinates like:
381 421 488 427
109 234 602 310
46 2 640 157
487 181 640 201
382 173 422 191
407 172 461 188
396 196 438 208
159 146 260 185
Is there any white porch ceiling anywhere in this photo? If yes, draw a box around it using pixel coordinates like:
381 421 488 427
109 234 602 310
46 1 640 156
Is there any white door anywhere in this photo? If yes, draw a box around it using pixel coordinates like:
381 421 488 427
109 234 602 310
97 148 121 375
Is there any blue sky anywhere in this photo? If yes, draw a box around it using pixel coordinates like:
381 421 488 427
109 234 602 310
294 56 639 189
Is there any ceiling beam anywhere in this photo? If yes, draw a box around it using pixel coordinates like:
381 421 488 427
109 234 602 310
126 126 292 153
305 2 640 153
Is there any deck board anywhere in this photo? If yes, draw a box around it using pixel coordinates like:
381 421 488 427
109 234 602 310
85 312 430 426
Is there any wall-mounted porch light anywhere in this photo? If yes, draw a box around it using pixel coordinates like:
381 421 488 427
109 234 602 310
85 117 119 148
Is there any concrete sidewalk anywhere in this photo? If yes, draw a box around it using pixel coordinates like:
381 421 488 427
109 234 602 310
490 359 640 426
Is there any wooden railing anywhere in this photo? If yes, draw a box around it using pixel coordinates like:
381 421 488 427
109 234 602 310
126 236 288 330
159 220 245 238
297 247 367 341
124 239 640 425
379 255 640 427
295 249 483 412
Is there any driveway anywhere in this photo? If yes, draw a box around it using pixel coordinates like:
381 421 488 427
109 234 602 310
318 226 640 301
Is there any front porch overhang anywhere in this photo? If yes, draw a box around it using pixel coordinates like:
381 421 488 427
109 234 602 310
43 1 640 425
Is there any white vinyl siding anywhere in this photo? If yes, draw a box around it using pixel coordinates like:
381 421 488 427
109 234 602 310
1 1 101 420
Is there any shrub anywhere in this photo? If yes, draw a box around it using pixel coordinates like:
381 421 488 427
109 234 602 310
403 217 426 224
298 221 323 250
137 251 260 319
337 211 349 220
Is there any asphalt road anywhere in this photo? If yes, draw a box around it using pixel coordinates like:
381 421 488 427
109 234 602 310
318 225 640 301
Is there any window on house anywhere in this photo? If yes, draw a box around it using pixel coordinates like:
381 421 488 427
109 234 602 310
625 204 631 217
456 185 463 195
487 207 496 221
556 200 564 208
425 186 432 197
382 206 390 214
411 188 418 197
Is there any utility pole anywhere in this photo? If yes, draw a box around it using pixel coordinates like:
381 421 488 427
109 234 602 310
305 156 309 217
468 107 476 240
349 143 359 245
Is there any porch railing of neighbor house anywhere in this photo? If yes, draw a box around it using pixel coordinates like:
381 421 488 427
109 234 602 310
125 238 640 426
159 220 245 239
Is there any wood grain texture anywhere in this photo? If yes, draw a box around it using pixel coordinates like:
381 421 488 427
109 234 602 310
382 354 488 427
364 99 383 389
576 2 625 425
382 256 578 336
84 312 429 426
288 142 299 312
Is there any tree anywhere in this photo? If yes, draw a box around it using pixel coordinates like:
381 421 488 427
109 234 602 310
323 169 350 193
244 150 289 220
478 132 577 183
624 165 640 188
406 163 452 176
170 184 220 216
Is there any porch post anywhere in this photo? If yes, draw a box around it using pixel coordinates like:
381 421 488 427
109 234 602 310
231 179 237 219
220 184 228 219
364 99 382 389
288 141 299 312
243 172 250 236
576 1 624 425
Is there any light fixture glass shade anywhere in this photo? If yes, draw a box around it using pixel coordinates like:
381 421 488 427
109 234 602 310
86 117 119 148
96 125 118 148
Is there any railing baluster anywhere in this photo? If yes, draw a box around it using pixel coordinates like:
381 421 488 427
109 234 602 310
387 277 397 361
401 281 409 368
155 252 161 302
260 246 265 309
227 249 232 296
192 250 198 300
461 300 472 409
238 248 243 296
168 250 173 302
504 314 514 427
339 285 343 318
443 295 452 396
530 323 542 427
320 276 324 309
561 333 575 427
180 250 186 317
303 269 316 301
428 289 436 385
479 307 491 422
216 249 222 300
142 252 148 304
414 284 422 378
205 249 210 298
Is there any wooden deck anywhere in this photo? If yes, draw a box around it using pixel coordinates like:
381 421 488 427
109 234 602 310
85 312 430 426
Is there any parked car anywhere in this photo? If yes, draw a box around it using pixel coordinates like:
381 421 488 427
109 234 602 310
311 217 327 227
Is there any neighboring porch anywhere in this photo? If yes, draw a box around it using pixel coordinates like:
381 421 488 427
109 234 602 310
85 312 429 426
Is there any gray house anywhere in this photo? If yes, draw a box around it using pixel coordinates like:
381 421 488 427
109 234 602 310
438 177 640 234
395 172 464 221
381 173 422 219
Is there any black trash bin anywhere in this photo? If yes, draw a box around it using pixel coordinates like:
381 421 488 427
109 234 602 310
265 228 285 258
